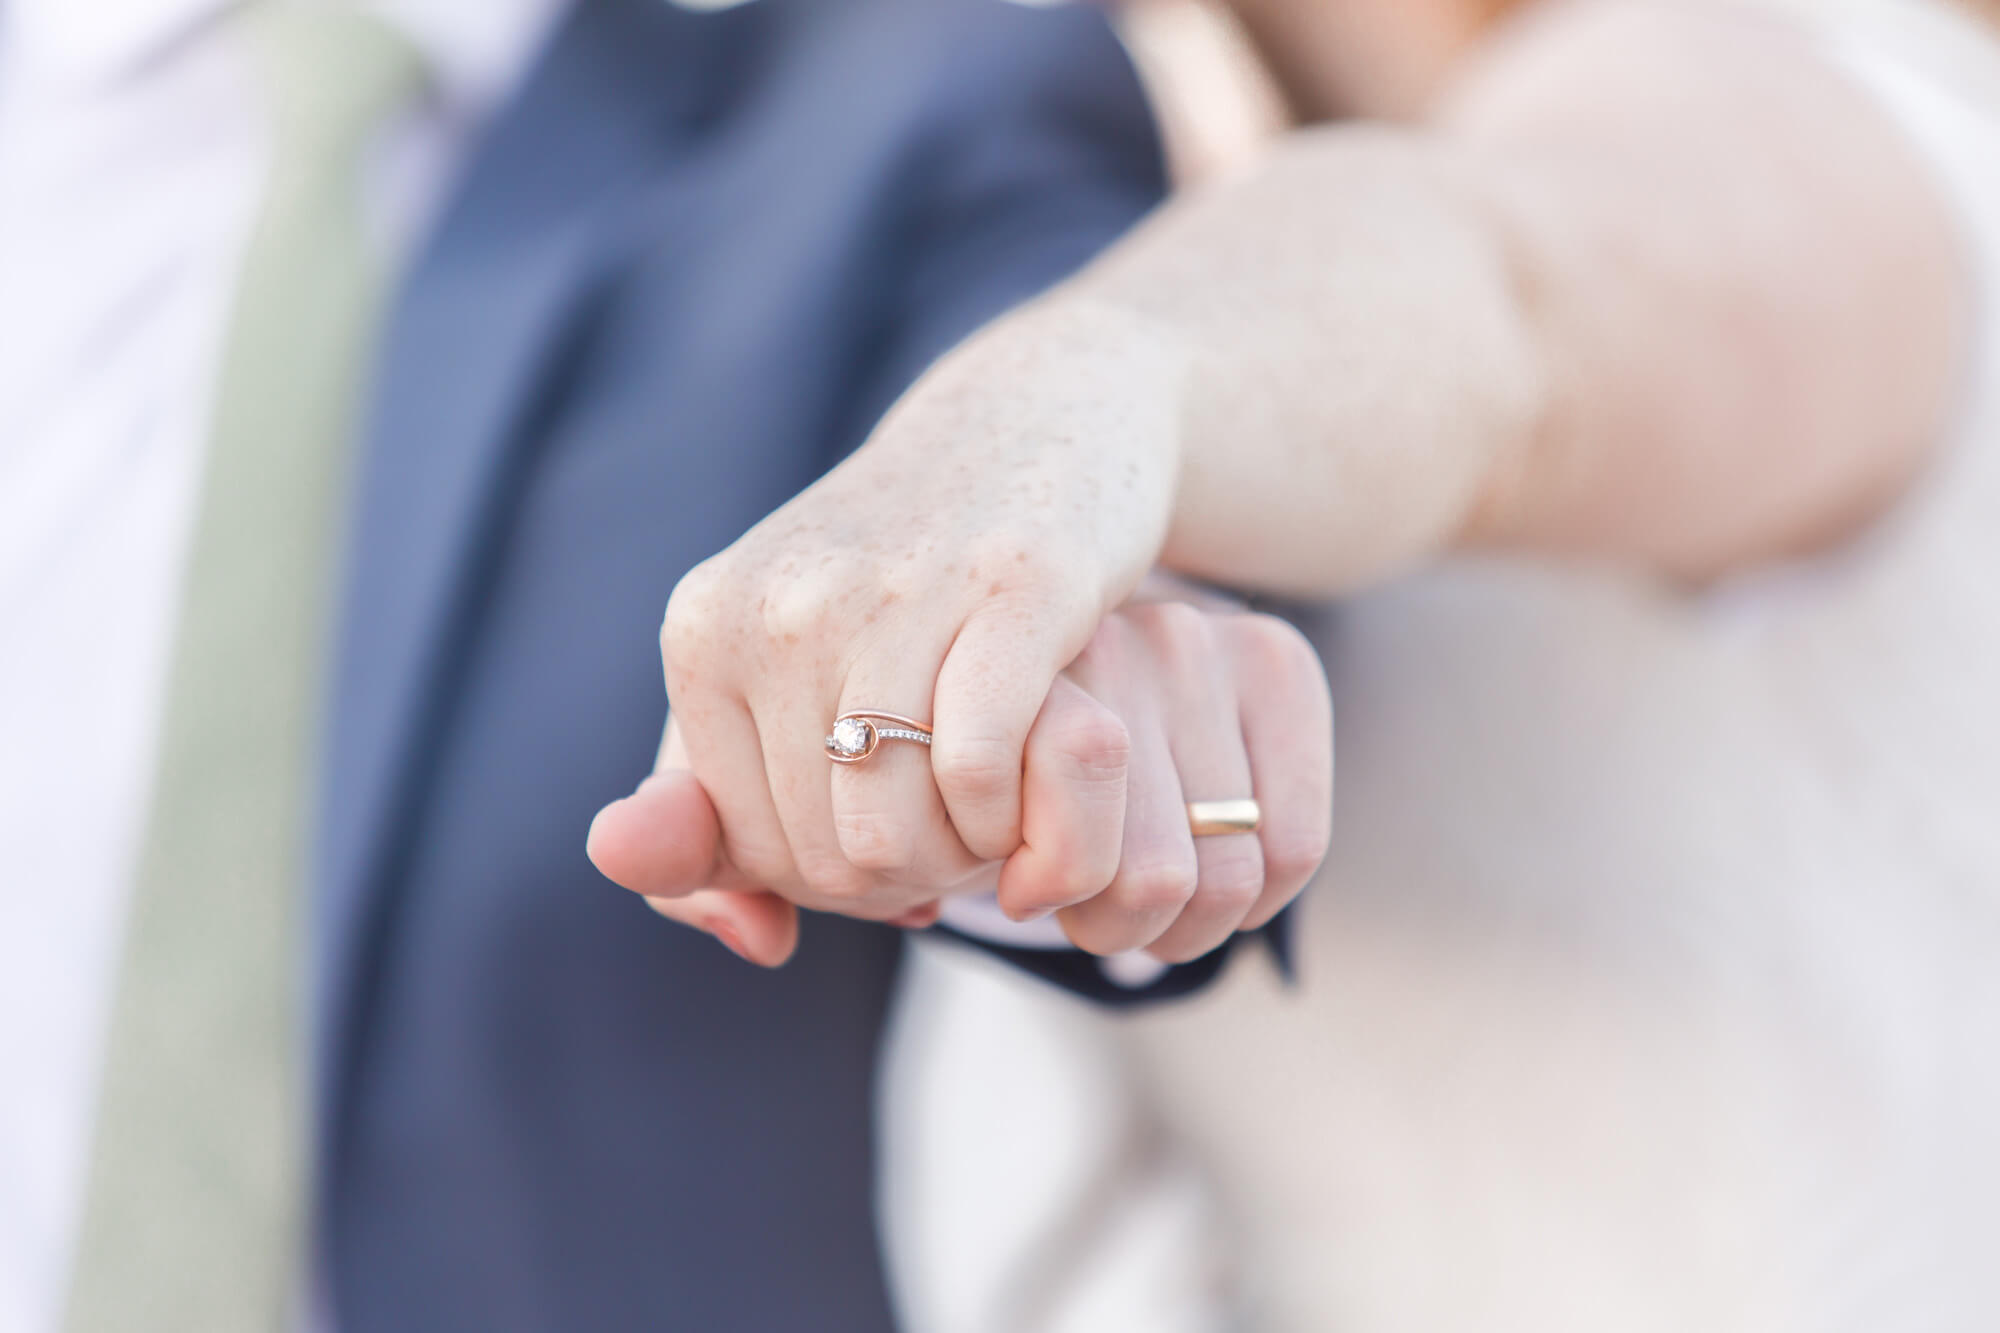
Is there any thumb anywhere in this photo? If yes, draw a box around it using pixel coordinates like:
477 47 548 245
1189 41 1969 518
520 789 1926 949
588 768 727 899
589 713 798 963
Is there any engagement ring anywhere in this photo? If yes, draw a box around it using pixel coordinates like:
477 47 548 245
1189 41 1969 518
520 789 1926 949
826 711 933 765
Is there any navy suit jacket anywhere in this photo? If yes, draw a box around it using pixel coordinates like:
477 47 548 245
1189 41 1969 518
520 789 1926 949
311 1 1231 1326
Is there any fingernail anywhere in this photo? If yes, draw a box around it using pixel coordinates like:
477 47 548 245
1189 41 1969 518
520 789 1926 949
1004 904 1054 924
710 921 753 964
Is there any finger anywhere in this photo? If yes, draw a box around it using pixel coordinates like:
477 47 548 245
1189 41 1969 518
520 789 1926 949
642 888 800 968
1142 608 1266 964
1054 729 1194 954
589 761 765 895
748 673 923 917
1230 615 1334 930
590 770 718 897
663 581 804 895
993 676 1129 921
931 598 1091 862
594 717 800 963
1054 669 1196 954
830 644 985 893
670 694 800 894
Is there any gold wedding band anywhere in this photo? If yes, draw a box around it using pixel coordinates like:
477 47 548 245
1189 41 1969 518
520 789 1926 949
826 711 933 765
1187 799 1262 837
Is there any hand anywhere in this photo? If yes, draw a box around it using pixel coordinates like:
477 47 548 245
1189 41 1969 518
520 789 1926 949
627 316 1189 928
588 600 1333 966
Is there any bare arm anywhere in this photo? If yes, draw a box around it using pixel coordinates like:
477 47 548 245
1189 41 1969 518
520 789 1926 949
614 2 1974 949
1032 1 1971 591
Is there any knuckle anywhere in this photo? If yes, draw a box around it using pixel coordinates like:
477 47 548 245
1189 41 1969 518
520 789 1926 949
667 547 894 680
1262 821 1333 887
932 735 1020 807
1053 901 1137 956
1233 613 1320 682
1047 856 1116 906
1005 846 1111 914
1197 851 1266 915
1113 857 1199 917
832 810 919 876
1126 603 1223 692
756 573 841 645
662 561 731 662
1134 600 1214 664
1047 710 1130 788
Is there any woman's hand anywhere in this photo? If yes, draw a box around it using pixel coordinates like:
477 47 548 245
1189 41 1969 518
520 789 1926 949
636 313 1190 927
588 599 1333 966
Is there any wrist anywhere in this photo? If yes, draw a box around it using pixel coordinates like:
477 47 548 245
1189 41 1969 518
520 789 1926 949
894 294 1193 597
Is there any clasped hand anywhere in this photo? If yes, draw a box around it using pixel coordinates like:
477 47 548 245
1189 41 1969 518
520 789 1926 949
588 321 1332 967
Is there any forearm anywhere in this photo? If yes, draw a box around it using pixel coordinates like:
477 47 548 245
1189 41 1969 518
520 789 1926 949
1050 129 1542 597
1036 1 1968 594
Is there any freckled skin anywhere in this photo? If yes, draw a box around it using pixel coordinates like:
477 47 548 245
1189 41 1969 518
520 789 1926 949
606 0 1964 960
601 592 1333 962
630 314 1226 940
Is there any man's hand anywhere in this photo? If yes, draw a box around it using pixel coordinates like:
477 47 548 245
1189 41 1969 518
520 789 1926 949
588 601 1332 966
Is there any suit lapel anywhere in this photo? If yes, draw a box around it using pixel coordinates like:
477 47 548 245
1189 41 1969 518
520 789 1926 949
312 0 752 1133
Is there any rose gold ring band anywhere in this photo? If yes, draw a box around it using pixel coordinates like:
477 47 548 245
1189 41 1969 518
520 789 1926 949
1186 799 1262 837
826 711 934 765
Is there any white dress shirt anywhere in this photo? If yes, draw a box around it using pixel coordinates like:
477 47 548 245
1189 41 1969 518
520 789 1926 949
0 3 562 1327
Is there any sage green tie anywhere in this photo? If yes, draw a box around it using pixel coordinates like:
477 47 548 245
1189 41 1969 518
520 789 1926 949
64 11 423 1331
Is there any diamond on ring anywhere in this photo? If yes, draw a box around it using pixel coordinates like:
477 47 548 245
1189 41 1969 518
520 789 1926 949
826 710 932 765
829 717 874 759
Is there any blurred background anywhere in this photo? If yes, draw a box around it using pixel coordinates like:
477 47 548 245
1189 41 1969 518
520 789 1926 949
883 3 2000 1331
6 1 1999 1331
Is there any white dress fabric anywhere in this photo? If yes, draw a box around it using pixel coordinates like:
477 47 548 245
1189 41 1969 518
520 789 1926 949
881 5 2000 1330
